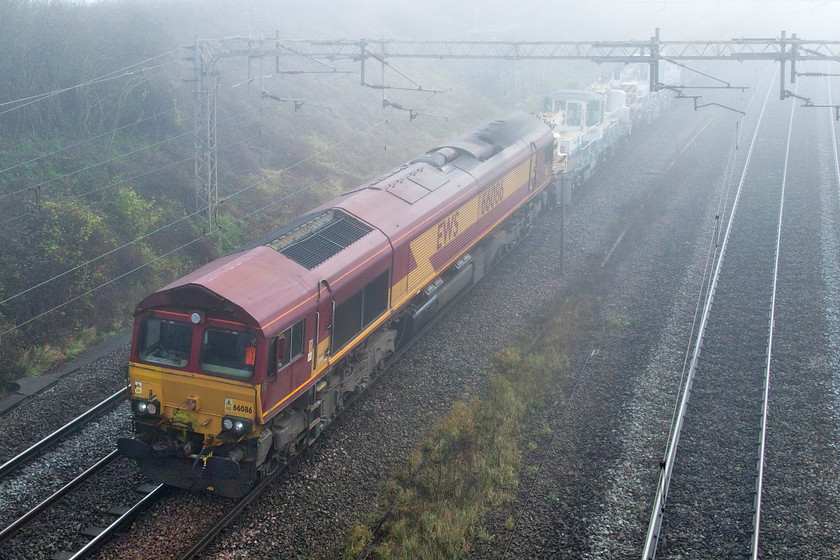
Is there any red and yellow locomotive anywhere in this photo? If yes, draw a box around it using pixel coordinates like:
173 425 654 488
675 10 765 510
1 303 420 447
118 111 556 497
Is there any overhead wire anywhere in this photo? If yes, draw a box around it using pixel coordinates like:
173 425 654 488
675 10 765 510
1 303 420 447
0 47 187 223
659 64 778 489
0 49 180 116
0 74 275 210
0 121 393 339
0 119 388 312
79 131 263 209
0 127 193 203
666 66 768 445
0 154 191 228
77 132 262 210
0 106 178 177
0 105 265 227
0 44 457 337
217 149 385 239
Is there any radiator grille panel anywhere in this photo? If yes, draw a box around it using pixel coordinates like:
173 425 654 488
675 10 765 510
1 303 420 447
267 210 372 269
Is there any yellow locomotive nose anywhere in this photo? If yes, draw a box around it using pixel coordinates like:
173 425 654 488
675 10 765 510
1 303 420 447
126 362 259 445
120 359 262 497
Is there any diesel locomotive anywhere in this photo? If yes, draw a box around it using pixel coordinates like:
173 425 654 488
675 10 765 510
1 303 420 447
118 111 557 497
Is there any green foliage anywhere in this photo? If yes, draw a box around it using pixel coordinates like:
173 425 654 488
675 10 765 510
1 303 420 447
608 315 631 329
345 347 570 559
17 326 97 378
104 185 163 238
18 345 65 379
343 524 373 560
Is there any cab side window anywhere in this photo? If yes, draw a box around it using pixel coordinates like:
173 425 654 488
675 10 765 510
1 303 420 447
586 100 602 127
566 102 582 127
544 142 554 163
273 319 305 373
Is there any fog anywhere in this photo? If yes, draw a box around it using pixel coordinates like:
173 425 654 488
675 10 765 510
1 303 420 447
217 0 840 42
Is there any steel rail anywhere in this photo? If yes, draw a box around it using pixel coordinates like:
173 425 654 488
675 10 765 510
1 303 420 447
751 79 795 560
641 72 777 560
0 387 128 479
177 462 283 560
66 483 165 560
0 450 121 543
176 305 437 560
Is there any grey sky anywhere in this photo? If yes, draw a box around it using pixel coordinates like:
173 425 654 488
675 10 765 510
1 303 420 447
260 0 840 41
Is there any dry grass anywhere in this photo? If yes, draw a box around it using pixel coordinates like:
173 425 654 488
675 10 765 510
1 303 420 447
344 291 600 560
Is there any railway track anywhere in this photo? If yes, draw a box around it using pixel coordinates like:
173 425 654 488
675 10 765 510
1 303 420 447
0 267 464 559
0 388 126 479
0 449 161 559
0 388 148 559
643 74 794 559
1 169 539 559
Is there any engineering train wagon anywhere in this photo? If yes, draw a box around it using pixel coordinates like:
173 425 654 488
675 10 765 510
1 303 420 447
118 111 556 497
539 70 672 197
541 87 631 189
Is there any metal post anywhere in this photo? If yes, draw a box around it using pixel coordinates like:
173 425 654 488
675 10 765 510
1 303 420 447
360 41 367 86
779 30 787 100
192 36 205 228
560 184 565 276
193 37 218 234
560 177 572 276
275 30 281 73
650 28 660 92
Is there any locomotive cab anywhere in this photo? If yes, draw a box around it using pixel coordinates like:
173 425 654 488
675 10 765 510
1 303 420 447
119 304 267 497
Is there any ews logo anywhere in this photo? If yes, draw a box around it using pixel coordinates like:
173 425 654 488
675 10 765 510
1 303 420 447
436 211 460 250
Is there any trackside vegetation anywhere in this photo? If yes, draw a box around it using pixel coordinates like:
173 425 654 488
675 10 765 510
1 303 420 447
0 1 601 390
343 291 600 559
0 1 505 385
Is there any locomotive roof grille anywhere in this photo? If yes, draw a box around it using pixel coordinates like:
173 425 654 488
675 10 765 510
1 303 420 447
267 209 373 269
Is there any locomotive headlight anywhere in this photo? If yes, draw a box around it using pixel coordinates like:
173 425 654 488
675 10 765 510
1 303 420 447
221 415 252 437
131 399 161 418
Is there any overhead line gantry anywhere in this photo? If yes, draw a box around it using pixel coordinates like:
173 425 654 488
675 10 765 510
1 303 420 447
189 29 840 231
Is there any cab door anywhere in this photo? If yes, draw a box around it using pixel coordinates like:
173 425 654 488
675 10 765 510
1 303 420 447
529 141 538 190
315 279 334 373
